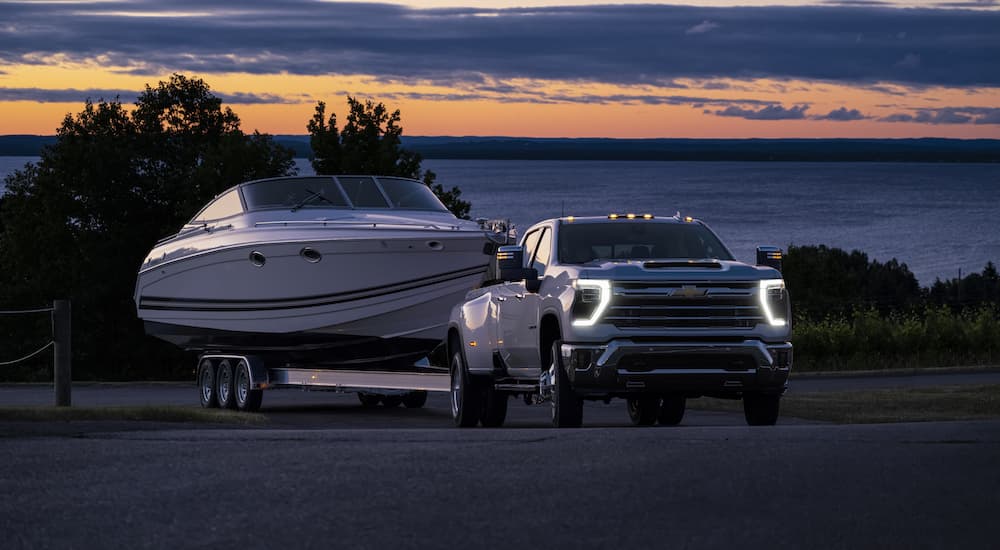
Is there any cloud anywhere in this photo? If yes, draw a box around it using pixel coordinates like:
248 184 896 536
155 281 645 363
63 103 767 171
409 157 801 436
0 2 997 88
713 104 810 120
685 20 719 35
815 107 869 121
895 53 921 69
879 107 1000 124
0 87 296 104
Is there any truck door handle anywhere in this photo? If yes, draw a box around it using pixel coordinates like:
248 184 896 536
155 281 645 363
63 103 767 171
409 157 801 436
493 296 506 302
515 294 524 300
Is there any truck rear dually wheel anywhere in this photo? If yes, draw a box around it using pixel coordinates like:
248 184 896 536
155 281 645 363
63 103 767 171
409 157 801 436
450 350 483 427
550 340 583 428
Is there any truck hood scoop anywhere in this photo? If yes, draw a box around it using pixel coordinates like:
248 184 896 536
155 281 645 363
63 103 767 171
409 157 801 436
643 260 722 269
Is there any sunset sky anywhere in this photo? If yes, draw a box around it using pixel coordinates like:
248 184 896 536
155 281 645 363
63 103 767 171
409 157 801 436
1 0 998 138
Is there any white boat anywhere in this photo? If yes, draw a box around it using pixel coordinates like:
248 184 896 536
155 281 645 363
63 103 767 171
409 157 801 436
134 175 494 368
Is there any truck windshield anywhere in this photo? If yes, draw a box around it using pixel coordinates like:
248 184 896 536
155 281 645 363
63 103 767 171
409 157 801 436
558 222 734 263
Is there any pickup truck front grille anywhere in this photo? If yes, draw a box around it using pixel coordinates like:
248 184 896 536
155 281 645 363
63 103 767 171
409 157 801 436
606 281 763 329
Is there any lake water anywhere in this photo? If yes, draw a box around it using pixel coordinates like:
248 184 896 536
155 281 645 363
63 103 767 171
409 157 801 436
3 155 998 285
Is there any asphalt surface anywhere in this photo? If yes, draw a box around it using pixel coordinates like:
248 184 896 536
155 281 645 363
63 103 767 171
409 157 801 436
1 372 999 549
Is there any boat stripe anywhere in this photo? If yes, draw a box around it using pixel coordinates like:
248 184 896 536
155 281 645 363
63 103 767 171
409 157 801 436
139 265 487 312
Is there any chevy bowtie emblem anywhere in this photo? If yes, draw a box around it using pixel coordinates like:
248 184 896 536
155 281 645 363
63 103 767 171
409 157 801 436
673 285 707 298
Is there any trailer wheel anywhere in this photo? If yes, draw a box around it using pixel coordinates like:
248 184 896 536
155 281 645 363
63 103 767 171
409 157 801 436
480 388 508 427
550 340 583 428
381 395 403 408
197 359 217 408
626 397 658 426
402 391 428 408
450 350 482 427
234 359 263 412
358 393 381 407
657 395 686 426
215 359 236 409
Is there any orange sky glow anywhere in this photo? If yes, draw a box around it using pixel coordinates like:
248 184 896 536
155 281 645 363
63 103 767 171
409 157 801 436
1 1 998 138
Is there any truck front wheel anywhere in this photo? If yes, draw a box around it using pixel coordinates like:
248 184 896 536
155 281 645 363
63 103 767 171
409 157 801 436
550 340 583 428
450 350 483 428
743 393 780 426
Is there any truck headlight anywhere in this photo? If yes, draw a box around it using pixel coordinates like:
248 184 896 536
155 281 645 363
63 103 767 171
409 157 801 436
759 279 788 327
571 279 611 327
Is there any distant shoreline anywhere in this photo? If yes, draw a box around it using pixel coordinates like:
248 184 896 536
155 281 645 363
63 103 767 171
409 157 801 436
2 135 998 163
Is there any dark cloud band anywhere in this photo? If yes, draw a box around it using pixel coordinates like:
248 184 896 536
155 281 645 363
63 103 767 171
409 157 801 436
0 1 998 87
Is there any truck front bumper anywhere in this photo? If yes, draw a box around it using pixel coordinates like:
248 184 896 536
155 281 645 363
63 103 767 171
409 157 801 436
562 339 791 396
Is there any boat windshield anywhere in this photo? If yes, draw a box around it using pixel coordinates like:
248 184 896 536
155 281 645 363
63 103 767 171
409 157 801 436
558 222 734 264
377 177 450 211
242 177 349 211
240 176 450 212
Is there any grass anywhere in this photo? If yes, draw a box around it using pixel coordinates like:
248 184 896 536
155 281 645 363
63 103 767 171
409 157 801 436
692 384 1000 423
793 306 1000 372
0 405 267 425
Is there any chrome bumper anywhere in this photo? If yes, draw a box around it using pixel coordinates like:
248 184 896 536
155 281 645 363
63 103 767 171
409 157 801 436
560 339 792 394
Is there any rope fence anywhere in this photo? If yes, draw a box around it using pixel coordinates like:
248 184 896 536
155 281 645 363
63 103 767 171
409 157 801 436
0 300 72 406
0 341 54 366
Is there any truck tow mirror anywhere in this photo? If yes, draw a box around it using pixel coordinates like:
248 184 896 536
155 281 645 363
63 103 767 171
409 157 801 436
497 245 525 281
756 246 783 272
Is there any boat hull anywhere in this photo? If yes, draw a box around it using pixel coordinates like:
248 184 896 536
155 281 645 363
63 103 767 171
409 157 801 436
136 229 489 367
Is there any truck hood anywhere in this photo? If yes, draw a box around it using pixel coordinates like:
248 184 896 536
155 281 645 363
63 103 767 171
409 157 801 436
574 259 781 281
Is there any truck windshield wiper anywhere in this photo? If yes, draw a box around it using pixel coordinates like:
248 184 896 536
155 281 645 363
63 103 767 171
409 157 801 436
291 189 336 212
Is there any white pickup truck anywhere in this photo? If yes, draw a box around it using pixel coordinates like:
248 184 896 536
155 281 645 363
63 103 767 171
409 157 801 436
445 213 792 428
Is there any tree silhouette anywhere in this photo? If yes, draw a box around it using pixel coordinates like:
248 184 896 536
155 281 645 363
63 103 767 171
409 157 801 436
0 74 295 380
307 97 471 218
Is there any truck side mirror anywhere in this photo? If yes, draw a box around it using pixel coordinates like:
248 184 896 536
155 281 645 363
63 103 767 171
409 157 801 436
756 246 783 272
497 245 540 289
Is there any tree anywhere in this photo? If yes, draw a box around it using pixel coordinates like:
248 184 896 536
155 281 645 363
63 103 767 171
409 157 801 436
0 75 295 380
783 244 921 317
307 98 471 218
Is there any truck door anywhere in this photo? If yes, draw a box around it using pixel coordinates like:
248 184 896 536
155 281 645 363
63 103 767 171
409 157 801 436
497 227 549 373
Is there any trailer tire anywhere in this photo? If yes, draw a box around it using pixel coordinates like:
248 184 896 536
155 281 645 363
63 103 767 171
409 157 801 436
551 340 583 428
358 393 381 407
197 359 217 409
234 359 263 412
402 391 428 408
381 395 403 408
215 359 236 410
450 350 483 428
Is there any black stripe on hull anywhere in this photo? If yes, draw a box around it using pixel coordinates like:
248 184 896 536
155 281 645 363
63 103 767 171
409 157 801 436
144 321 440 369
139 264 486 312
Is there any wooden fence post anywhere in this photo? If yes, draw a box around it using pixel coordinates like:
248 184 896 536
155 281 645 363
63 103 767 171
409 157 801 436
52 300 71 407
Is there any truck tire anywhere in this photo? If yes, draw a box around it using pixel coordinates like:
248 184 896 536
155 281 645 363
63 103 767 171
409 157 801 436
234 359 263 412
657 395 686 426
550 340 583 428
402 391 428 408
626 397 658 426
215 359 236 410
450 350 483 428
480 388 508 427
197 359 217 408
743 393 780 426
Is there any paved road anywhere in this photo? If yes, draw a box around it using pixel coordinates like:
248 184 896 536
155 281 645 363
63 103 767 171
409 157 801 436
1 419 998 549
2 372 999 548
